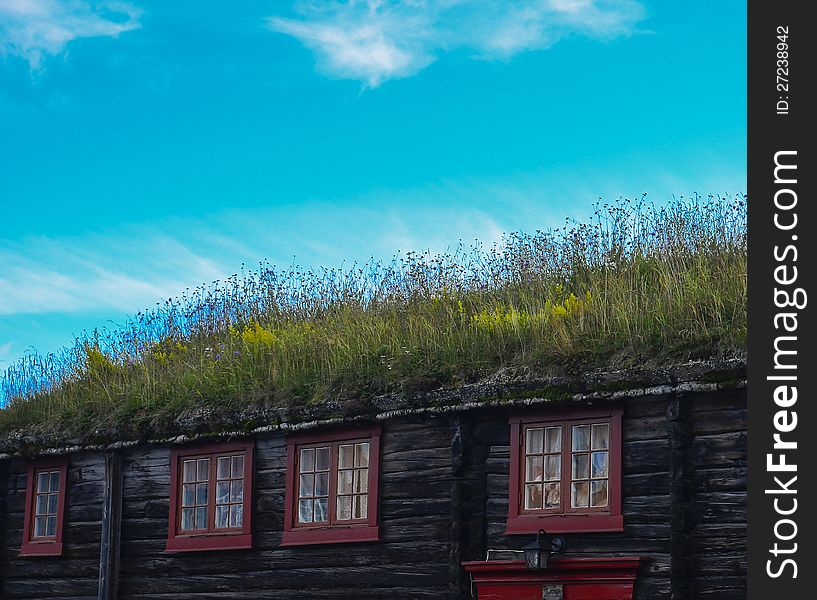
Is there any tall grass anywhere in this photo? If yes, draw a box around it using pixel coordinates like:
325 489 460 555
0 194 746 439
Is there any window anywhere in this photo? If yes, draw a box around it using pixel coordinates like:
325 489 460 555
507 407 623 534
282 425 381 546
166 440 254 552
21 458 68 556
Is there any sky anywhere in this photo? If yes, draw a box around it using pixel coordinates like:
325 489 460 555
0 0 746 371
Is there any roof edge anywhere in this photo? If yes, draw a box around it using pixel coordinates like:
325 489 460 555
0 357 746 459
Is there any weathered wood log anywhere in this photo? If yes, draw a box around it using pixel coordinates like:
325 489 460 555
97 451 123 600
667 393 693 600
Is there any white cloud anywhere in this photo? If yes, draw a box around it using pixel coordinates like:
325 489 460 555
0 199 512 319
268 0 645 87
0 156 742 321
0 0 141 69
0 230 227 316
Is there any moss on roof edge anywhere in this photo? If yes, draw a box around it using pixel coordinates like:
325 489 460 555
0 357 745 459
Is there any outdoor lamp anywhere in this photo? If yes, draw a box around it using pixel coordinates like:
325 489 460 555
523 529 566 570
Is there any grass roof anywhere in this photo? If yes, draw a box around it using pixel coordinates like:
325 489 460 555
0 194 746 447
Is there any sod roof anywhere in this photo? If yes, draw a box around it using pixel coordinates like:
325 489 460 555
0 194 747 454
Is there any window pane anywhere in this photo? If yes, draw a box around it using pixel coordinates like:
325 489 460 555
525 456 544 482
37 472 49 493
47 493 58 515
314 472 329 497
314 498 328 522
353 495 367 519
572 454 590 480
34 516 46 537
338 444 354 469
231 455 244 478
216 481 229 504
545 427 562 453
315 447 330 471
230 504 243 528
46 516 57 537
338 470 353 495
195 482 208 505
197 459 210 482
591 480 608 507
217 457 230 479
544 455 561 481
298 499 313 523
592 423 609 450
354 443 370 468
182 484 195 507
230 480 243 503
525 428 544 454
524 483 543 510
195 507 208 529
336 495 352 520
49 471 60 492
592 451 609 478
571 482 589 508
180 508 194 530
544 482 561 509
183 460 196 483
353 469 368 493
572 425 590 452
300 448 315 473
299 474 314 498
215 505 229 529
36 494 48 515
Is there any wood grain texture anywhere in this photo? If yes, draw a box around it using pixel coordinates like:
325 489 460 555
0 391 747 600
3 452 104 600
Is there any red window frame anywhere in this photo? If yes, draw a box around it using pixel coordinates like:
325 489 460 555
20 457 69 557
507 406 624 534
281 425 381 546
166 440 254 552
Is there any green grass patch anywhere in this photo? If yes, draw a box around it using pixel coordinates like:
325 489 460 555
0 194 747 441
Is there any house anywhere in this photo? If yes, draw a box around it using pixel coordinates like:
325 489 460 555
0 359 747 599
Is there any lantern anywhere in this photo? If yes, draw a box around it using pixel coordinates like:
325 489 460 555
523 529 566 570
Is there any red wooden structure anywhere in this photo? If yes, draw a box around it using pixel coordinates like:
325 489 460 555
462 557 645 600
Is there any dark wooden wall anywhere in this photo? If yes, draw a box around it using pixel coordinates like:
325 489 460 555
0 389 746 600
465 390 748 600
2 452 105 600
467 396 675 598
115 415 456 600
688 390 748 598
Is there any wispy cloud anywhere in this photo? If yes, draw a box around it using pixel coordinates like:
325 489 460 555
0 160 740 320
0 230 227 316
0 202 507 319
0 0 141 69
268 0 646 87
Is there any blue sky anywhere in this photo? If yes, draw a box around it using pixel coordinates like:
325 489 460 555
0 0 746 371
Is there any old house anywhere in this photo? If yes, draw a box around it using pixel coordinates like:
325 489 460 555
0 359 747 599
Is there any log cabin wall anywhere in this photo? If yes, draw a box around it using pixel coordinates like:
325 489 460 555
467 389 747 600
688 390 747 599
115 414 457 600
0 387 746 600
466 395 675 599
2 452 106 599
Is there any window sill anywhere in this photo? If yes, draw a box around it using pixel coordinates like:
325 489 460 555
280 525 379 547
164 533 252 553
506 513 624 535
20 541 63 557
